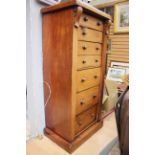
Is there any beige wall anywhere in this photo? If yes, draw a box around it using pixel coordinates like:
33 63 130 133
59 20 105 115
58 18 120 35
27 0 47 138
107 22 129 67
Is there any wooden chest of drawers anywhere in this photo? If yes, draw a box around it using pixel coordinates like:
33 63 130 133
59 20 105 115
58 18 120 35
42 0 111 153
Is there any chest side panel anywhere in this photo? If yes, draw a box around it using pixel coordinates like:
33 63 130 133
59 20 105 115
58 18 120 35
42 9 74 141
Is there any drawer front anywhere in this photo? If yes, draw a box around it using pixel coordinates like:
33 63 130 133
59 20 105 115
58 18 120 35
77 55 101 70
78 27 102 43
75 105 97 134
76 86 99 114
79 14 103 31
78 41 102 55
76 68 101 92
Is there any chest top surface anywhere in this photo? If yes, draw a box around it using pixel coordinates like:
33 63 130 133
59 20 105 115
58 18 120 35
41 0 111 20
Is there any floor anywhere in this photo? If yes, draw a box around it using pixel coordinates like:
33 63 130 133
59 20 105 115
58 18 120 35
26 112 118 155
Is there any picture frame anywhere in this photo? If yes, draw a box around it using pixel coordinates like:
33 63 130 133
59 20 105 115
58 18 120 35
114 2 129 33
106 67 126 82
110 61 129 75
110 61 129 67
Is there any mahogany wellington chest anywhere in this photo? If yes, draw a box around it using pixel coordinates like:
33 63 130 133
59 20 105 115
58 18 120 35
41 0 111 153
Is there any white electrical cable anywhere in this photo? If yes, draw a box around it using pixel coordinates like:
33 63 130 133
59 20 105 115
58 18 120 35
43 81 51 108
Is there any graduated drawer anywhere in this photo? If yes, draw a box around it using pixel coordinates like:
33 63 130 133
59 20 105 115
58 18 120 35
76 68 101 92
75 105 97 134
79 14 103 31
77 55 101 70
78 41 102 55
78 27 102 43
76 86 99 115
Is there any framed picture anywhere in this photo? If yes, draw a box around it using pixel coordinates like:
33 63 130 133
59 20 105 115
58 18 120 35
114 2 129 33
106 67 126 82
110 61 129 75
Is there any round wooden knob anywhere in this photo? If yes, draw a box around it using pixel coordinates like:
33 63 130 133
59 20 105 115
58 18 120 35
82 60 86 64
92 95 97 99
82 31 86 35
96 47 99 50
82 28 87 35
95 59 98 63
94 75 98 79
83 16 88 22
80 99 85 105
97 21 101 26
81 78 86 82
82 45 87 50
